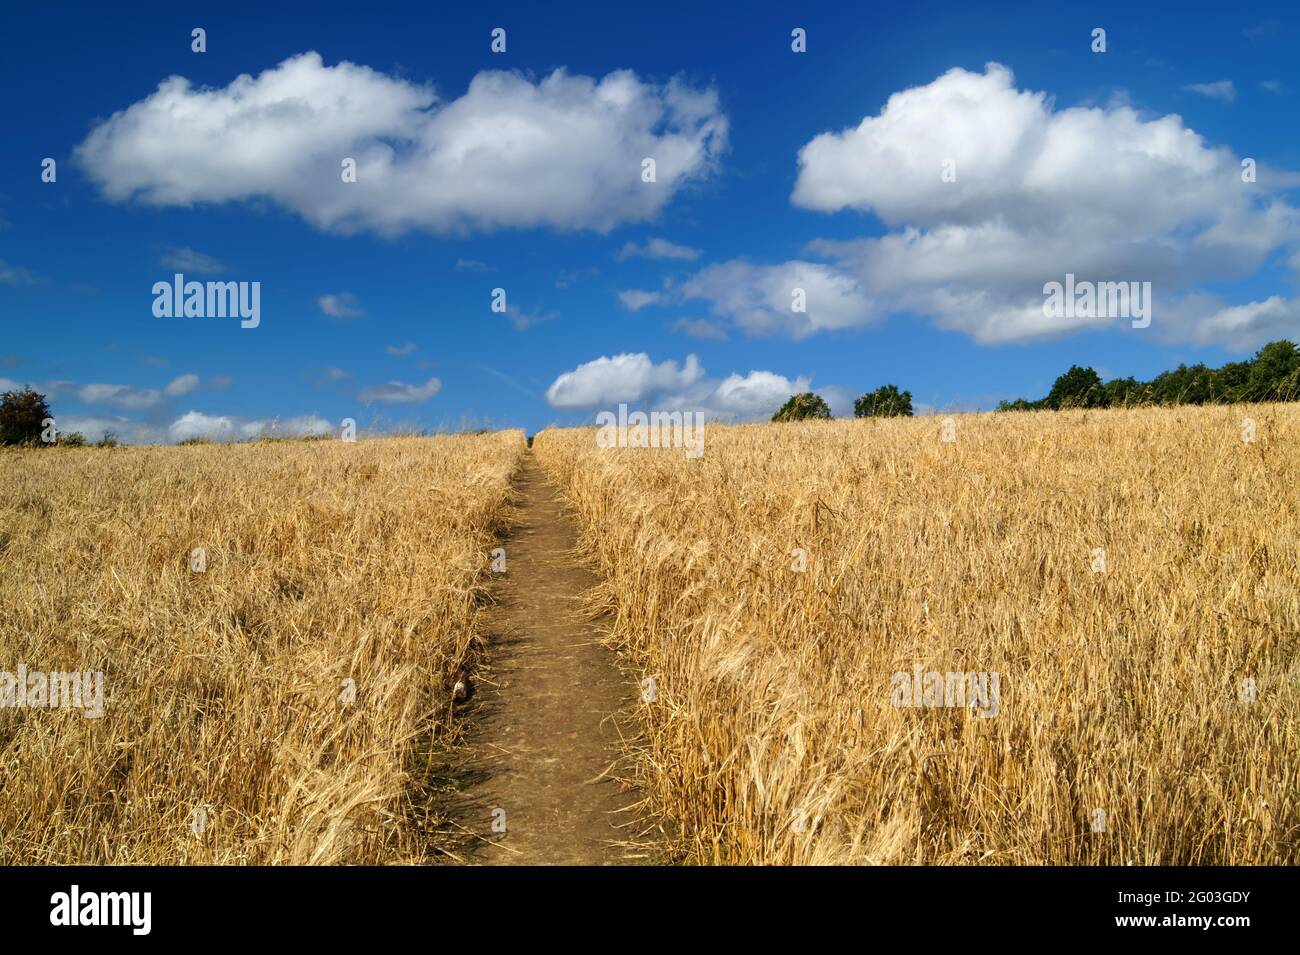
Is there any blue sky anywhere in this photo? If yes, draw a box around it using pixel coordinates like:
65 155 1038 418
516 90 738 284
1 0 1297 440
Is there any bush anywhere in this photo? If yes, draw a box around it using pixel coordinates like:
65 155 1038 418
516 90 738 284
772 393 832 422
854 384 914 418
59 432 88 447
0 387 53 446
996 398 1039 412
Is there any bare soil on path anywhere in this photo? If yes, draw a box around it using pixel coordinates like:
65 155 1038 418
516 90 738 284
451 452 645 865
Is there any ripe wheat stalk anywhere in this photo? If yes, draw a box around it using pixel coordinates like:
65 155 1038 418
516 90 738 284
534 405 1299 864
0 431 524 864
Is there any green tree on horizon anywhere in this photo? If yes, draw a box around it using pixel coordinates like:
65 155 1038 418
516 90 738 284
854 384 914 418
0 386 53 446
772 392 833 422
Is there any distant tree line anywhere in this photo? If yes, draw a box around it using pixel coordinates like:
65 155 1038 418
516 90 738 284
770 341 1300 422
997 340 1300 411
17 341 1293 442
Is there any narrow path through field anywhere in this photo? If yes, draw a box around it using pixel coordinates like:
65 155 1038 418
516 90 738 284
455 452 642 865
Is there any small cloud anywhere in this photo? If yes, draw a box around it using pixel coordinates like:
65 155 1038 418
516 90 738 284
163 373 200 397
670 317 728 340
385 342 417 357
1183 80 1237 102
617 238 701 261
208 375 234 388
556 266 599 288
319 366 354 384
618 289 662 311
169 411 235 442
0 354 19 369
58 414 143 443
1261 80 1283 93
357 376 442 404
455 258 492 272
318 292 365 319
238 415 333 440
1244 19 1280 40
77 382 165 410
505 305 557 332
168 410 332 443
0 259 41 286
140 355 170 367
158 245 226 274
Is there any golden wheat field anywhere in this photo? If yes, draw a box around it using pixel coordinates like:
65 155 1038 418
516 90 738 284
534 405 1300 865
2 406 1296 868
0 431 524 864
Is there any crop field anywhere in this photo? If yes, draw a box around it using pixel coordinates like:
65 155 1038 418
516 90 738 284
534 405 1300 865
2 406 1295 869
0 431 524 864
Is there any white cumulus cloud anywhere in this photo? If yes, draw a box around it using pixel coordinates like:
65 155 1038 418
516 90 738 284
698 370 814 420
76 53 728 236
545 353 704 408
674 62 1300 348
168 411 333 442
169 411 236 442
58 415 161 444
545 352 823 422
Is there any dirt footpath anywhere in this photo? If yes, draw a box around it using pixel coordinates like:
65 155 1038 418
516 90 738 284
454 453 645 865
